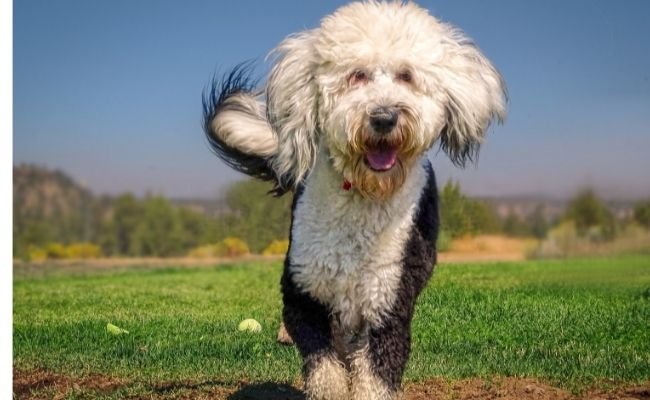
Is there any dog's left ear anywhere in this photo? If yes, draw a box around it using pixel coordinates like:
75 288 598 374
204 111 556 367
266 31 320 190
436 26 507 166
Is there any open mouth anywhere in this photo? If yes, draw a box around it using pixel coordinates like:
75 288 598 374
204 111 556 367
364 143 399 172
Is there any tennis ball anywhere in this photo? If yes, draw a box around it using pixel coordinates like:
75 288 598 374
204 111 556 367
238 318 262 333
106 323 129 335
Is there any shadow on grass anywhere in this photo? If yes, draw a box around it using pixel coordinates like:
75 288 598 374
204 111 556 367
228 382 304 400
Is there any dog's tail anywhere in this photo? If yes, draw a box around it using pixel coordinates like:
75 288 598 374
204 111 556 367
202 63 285 195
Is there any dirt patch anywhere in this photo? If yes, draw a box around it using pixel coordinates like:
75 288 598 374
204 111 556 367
449 235 536 254
438 235 538 263
13 368 127 399
405 377 650 400
13 368 650 400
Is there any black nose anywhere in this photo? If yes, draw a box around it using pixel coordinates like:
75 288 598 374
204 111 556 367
369 107 398 134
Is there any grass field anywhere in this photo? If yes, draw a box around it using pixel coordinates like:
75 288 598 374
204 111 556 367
13 254 650 398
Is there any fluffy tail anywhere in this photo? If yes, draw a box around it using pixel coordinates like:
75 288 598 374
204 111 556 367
202 63 285 194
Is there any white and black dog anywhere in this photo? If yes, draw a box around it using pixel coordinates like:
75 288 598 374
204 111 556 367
202 2 506 399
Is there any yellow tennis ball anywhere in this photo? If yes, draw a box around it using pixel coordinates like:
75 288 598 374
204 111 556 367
238 318 262 333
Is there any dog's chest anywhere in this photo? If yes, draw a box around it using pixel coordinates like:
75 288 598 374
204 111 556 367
288 166 424 330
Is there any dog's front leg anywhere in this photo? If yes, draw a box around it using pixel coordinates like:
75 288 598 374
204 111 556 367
349 315 410 400
281 270 349 400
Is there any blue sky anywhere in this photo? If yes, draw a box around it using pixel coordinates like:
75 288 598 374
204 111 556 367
13 0 650 199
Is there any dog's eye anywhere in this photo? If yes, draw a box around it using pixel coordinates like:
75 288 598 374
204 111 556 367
396 70 413 84
348 70 369 86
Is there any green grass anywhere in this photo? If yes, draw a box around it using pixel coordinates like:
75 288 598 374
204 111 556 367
13 255 650 390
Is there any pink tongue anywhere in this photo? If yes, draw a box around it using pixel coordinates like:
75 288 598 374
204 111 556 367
365 148 398 171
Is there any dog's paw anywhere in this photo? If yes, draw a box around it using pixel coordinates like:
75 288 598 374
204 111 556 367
276 322 294 345
304 355 349 400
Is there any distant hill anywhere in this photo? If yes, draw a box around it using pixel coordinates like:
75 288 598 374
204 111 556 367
12 165 236 258
13 164 106 255
14 164 96 218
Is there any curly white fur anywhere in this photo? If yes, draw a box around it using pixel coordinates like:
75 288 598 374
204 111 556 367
289 149 427 330
305 354 350 400
209 1 506 196
210 93 277 156
349 347 394 400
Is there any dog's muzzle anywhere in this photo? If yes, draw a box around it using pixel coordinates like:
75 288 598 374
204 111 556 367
369 106 399 134
364 106 401 172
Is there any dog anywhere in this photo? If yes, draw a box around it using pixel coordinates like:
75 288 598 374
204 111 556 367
202 2 506 399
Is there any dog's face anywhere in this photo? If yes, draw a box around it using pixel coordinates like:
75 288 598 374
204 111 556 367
320 60 431 199
266 2 507 199
316 3 452 199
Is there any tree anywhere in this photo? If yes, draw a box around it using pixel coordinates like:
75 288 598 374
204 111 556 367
439 180 500 238
104 194 142 255
221 179 292 252
439 180 471 238
564 188 616 239
501 211 530 237
177 207 212 250
526 204 549 239
465 199 500 235
633 200 650 229
130 196 186 256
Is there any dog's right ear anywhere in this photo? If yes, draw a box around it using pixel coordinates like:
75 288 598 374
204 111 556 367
435 24 507 167
266 31 320 190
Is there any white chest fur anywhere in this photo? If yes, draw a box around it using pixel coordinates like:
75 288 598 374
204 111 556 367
289 155 427 330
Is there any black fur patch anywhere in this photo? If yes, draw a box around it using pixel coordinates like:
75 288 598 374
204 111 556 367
439 120 482 168
367 161 438 390
281 185 339 369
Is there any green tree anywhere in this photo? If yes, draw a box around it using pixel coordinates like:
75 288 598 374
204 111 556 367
439 180 500 238
526 204 549 239
502 211 530 237
564 188 616 239
221 179 292 252
177 207 211 249
466 199 500 234
633 200 650 229
130 196 185 256
439 180 471 238
105 194 142 255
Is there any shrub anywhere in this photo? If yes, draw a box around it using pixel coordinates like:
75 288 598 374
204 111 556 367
65 242 102 259
187 244 216 259
44 243 68 259
187 237 250 258
262 240 289 256
531 221 650 258
214 237 250 257
27 245 47 262
26 242 103 260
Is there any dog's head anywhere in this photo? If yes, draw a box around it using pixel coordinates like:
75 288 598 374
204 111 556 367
266 1 507 199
